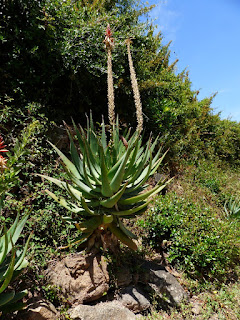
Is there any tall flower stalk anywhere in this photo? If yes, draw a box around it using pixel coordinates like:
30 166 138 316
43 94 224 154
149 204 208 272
104 24 115 127
126 38 143 133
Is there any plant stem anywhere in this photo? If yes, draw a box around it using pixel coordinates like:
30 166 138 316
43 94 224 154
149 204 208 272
126 39 143 134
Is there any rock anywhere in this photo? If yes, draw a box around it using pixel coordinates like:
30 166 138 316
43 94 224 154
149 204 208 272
140 261 188 307
45 252 109 304
117 285 150 313
190 295 204 316
68 301 136 320
115 266 133 287
16 299 59 320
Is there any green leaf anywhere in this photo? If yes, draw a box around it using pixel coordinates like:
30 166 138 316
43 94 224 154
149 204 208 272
72 121 85 155
80 197 98 215
0 291 15 307
45 190 83 213
129 138 151 183
123 138 141 179
39 174 96 198
100 146 113 197
111 199 151 216
76 216 102 233
48 141 82 180
101 118 107 151
0 248 15 294
79 125 101 175
103 214 113 224
126 151 153 193
108 221 137 250
119 220 138 240
14 233 32 271
110 140 137 193
61 232 93 249
100 181 128 208
3 290 27 306
3 214 28 258
150 150 168 176
119 183 167 205
65 124 84 177
0 229 9 266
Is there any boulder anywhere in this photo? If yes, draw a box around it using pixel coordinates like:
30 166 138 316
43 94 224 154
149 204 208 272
68 301 136 320
117 285 150 313
140 261 188 306
45 252 109 304
16 298 59 320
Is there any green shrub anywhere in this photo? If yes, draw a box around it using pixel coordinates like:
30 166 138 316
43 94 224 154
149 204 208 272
138 193 240 281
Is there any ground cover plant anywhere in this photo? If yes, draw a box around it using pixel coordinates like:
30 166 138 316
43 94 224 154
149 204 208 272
138 192 239 282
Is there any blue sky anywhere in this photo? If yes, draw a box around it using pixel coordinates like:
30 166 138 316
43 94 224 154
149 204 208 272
146 0 240 122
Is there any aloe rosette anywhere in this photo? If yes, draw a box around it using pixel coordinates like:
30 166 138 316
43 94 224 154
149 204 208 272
0 206 31 315
40 116 170 250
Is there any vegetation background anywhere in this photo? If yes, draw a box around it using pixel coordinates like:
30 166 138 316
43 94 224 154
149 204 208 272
0 0 239 319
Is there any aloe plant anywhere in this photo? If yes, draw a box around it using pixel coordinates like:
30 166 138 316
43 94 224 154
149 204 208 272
224 196 240 218
40 116 171 250
40 25 171 251
0 198 31 316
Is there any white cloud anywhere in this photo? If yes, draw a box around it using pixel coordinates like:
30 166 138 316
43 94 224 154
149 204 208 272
149 0 181 43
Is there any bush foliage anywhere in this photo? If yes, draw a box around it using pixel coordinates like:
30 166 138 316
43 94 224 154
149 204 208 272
138 193 240 281
1 0 239 166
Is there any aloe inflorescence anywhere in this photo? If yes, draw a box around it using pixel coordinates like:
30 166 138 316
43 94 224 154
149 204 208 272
104 24 115 128
41 25 170 251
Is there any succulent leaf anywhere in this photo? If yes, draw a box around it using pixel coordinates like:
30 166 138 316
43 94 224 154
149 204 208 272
100 145 113 197
76 216 102 233
0 291 15 307
45 190 83 213
110 141 136 193
108 220 137 250
119 219 138 240
48 141 82 180
119 183 166 206
0 249 15 294
100 181 128 208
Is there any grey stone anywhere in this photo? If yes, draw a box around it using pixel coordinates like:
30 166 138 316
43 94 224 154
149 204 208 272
45 252 109 304
68 301 136 320
140 261 188 306
118 285 150 313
